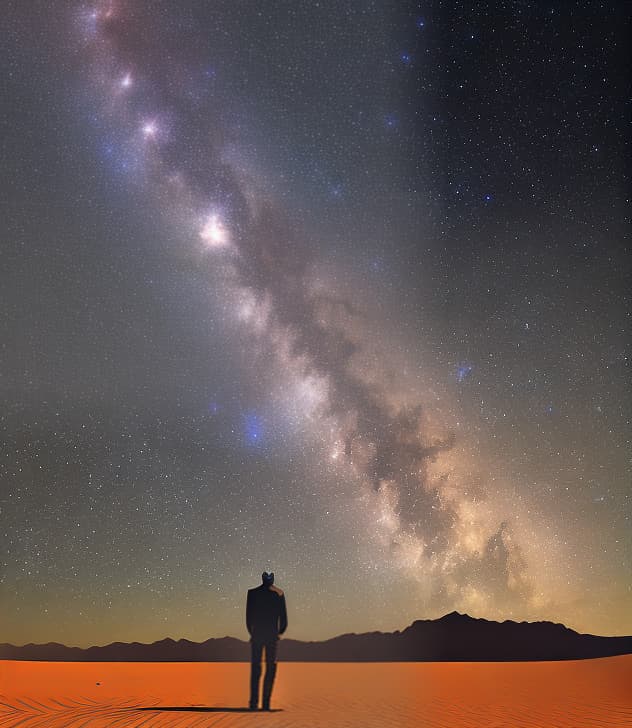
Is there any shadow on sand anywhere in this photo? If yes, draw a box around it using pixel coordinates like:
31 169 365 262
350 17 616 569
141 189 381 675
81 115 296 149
136 706 283 713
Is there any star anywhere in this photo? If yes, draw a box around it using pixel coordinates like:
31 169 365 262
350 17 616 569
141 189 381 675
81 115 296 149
456 363 474 383
244 412 263 448
142 121 157 138
200 214 229 247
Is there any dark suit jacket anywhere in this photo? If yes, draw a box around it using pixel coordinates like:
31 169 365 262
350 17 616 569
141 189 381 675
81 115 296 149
246 584 288 642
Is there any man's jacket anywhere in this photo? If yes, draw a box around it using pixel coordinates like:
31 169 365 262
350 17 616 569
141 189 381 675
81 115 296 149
246 584 288 642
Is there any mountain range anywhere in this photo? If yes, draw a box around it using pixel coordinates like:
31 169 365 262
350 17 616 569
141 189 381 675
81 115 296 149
3 612 631 662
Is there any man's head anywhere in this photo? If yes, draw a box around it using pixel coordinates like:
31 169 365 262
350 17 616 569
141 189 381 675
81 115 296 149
262 571 274 587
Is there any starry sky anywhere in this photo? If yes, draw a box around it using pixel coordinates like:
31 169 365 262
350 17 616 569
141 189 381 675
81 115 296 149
2 1 630 648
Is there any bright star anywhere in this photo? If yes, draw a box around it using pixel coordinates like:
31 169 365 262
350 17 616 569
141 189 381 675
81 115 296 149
200 214 229 247
456 363 474 382
142 121 157 138
121 73 132 89
244 412 263 448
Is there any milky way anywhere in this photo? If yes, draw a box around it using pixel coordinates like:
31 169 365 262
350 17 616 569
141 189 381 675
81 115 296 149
2 1 630 646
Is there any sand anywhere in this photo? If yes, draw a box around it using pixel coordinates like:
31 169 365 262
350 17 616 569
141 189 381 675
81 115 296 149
1 656 632 726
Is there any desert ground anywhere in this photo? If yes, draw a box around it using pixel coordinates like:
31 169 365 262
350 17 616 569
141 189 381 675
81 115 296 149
2 656 632 727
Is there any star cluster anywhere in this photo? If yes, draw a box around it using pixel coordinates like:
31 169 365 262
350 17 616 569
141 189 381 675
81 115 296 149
1 1 630 647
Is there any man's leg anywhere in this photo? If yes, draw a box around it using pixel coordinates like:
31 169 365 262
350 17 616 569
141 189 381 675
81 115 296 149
249 640 263 709
261 639 278 710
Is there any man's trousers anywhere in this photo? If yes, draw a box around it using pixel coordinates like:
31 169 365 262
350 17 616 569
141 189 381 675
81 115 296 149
249 639 278 709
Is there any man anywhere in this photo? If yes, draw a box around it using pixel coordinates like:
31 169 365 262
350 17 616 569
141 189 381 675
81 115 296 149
246 571 288 711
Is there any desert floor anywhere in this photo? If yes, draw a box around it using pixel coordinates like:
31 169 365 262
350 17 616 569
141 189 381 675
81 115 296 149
2 656 632 727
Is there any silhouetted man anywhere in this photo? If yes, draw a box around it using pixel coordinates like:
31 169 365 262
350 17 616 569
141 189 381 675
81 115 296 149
246 571 287 711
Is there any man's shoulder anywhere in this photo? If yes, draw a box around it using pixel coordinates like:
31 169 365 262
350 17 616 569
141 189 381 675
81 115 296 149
247 584 284 596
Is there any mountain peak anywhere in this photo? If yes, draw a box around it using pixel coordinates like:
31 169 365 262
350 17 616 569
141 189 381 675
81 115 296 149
439 610 472 622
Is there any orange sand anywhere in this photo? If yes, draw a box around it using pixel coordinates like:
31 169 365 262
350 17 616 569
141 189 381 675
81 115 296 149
1 656 632 726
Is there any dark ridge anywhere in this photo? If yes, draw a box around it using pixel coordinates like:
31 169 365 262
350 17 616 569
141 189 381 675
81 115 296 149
2 613 631 662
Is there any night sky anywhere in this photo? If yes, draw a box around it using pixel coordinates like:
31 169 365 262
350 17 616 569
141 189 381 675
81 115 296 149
2 1 630 648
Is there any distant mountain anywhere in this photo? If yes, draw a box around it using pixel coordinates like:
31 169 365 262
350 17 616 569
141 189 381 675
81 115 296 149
2 612 631 662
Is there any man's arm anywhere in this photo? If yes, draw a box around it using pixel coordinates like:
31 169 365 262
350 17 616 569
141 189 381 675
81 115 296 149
246 590 253 636
278 594 288 636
